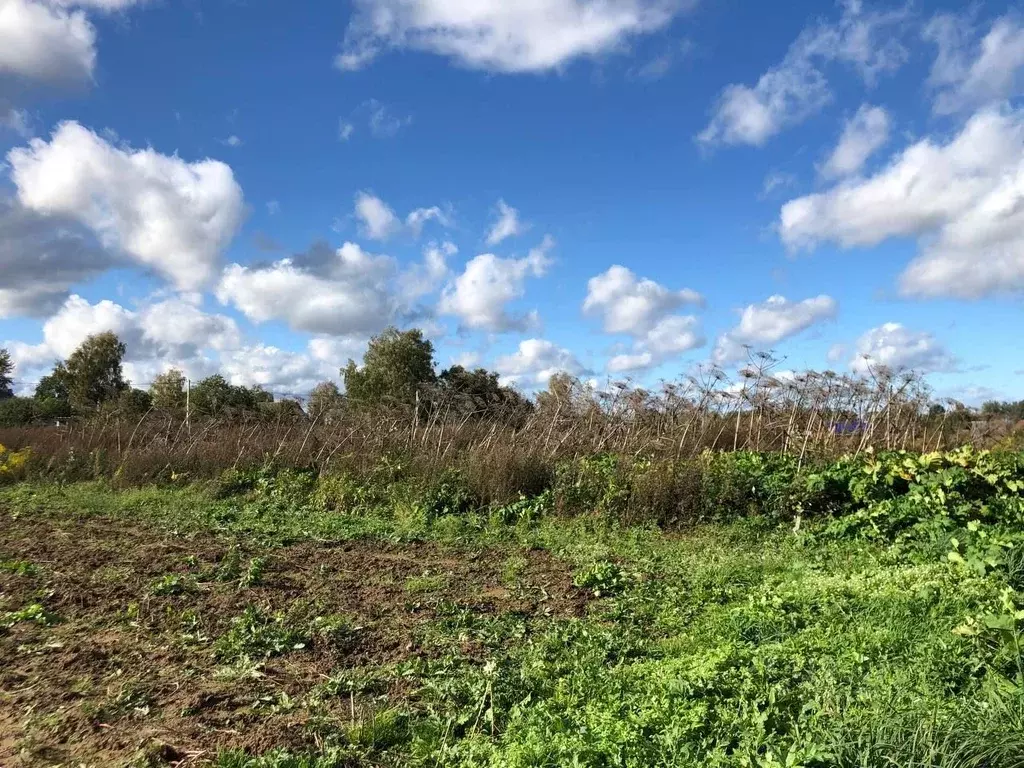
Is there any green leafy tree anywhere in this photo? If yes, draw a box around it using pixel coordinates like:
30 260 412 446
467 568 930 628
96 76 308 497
0 347 13 399
118 388 153 414
307 381 343 422
0 397 35 426
436 365 533 422
64 332 128 409
35 363 71 404
190 375 273 417
190 375 233 416
150 369 187 410
343 327 436 408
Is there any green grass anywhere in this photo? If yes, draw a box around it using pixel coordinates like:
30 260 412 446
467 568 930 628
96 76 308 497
2 449 1024 766
405 573 450 594
0 558 36 575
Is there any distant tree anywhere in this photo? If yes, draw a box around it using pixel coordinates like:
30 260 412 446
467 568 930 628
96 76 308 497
982 400 1024 421
64 332 128 409
0 397 35 427
249 385 274 407
0 347 13 399
190 375 234 416
35 396 72 422
536 372 583 414
35 363 71 404
150 369 187 410
118 388 153 415
28 361 74 422
307 381 343 422
190 375 273 417
343 327 436 409
260 398 305 423
436 365 533 422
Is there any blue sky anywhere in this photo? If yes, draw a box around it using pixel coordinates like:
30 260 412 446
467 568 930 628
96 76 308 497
1 0 1022 404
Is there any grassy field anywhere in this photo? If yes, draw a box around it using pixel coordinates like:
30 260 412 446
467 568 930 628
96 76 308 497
2 449 1024 767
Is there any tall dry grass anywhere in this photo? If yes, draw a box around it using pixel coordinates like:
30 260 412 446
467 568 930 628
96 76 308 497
2 362 1007 490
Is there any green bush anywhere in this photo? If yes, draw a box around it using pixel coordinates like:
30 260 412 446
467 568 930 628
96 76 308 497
0 397 35 426
554 454 632 519
698 452 803 521
313 472 390 515
216 464 317 504
573 560 631 597
418 468 478 521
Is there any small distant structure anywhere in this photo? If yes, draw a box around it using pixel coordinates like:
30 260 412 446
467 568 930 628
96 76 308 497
834 420 867 435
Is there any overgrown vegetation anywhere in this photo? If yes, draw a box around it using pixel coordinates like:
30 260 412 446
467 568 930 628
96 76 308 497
2 327 1023 477
3 328 1024 764
1 445 1023 765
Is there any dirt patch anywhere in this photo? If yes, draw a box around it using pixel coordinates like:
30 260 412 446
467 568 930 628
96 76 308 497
0 511 587 766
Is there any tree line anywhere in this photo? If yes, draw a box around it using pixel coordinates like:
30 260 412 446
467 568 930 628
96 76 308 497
0 327 534 426
3 329 1024 431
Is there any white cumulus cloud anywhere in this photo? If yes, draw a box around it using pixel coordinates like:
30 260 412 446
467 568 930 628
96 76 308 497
218 344 338 397
713 295 837 365
486 199 524 246
699 0 907 147
336 0 693 74
217 243 396 337
584 265 702 334
849 322 956 375
779 107 1024 299
925 12 1024 115
8 121 245 290
821 104 889 178
217 238 454 338
6 293 239 387
398 241 456 303
2 289 368 396
0 0 93 83
584 265 705 372
406 205 452 237
495 339 587 388
355 192 451 240
4 292 361 396
0 0 148 127
354 191 401 241
607 315 704 373
439 237 553 332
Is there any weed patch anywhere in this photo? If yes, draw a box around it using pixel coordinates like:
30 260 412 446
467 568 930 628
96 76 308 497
2 447 1024 765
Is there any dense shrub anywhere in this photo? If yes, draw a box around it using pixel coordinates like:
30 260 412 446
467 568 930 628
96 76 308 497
0 397 35 427
0 396 73 426
417 468 479 522
698 452 804 521
553 454 631 519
